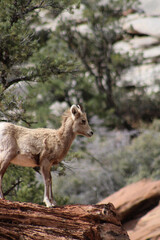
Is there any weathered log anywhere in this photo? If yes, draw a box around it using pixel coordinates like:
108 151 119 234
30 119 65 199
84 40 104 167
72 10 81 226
0 199 129 240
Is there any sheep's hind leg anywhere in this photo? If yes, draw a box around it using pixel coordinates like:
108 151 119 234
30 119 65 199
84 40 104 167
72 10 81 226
48 171 56 206
0 161 9 199
0 151 16 199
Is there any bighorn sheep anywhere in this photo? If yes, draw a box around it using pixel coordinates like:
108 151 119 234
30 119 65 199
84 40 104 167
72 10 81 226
0 105 93 207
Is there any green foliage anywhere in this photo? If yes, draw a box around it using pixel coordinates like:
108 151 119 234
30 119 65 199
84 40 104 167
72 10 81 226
113 129 160 185
0 0 38 76
0 0 80 123
3 165 44 204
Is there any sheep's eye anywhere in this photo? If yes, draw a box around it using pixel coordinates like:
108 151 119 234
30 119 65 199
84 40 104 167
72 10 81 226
82 120 86 125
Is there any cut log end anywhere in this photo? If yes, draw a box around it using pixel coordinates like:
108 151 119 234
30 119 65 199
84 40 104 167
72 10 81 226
0 199 129 240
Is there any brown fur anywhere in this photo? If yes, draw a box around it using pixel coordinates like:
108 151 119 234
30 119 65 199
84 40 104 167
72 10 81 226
0 105 93 207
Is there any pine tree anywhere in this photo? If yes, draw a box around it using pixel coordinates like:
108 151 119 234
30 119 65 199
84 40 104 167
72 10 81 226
0 0 79 123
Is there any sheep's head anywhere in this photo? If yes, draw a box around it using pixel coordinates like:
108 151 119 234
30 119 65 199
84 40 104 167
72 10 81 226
70 105 93 137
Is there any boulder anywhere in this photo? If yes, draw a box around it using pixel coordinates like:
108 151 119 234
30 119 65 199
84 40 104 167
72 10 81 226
114 38 160 57
124 205 160 240
114 41 132 54
129 36 159 48
143 45 160 59
123 17 160 37
139 0 160 16
98 179 160 220
120 63 160 92
98 179 160 240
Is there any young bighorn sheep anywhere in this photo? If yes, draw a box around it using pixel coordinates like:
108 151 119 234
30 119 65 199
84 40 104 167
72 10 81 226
0 105 93 207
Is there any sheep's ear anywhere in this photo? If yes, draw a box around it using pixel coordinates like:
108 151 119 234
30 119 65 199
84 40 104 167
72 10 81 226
76 104 84 112
70 105 78 119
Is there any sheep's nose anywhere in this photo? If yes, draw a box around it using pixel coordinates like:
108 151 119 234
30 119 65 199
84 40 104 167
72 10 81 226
90 131 93 136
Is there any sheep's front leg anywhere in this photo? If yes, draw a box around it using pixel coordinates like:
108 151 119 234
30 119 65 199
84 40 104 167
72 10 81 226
40 163 56 207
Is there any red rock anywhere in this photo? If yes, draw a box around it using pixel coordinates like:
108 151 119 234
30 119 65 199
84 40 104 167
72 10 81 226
98 179 160 221
124 205 160 240
98 179 160 240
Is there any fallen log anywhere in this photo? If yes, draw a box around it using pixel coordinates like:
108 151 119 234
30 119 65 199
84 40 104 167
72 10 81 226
0 199 129 240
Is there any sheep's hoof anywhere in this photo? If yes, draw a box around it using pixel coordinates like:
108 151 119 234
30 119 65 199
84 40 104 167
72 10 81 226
44 198 56 208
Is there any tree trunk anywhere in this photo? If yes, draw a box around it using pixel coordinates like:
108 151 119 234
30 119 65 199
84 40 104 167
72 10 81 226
0 199 129 240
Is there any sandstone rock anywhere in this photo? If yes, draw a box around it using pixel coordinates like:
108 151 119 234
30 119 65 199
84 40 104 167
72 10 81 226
123 17 160 37
129 36 159 48
143 45 160 59
122 13 142 24
120 63 160 92
98 179 160 240
98 179 160 221
139 0 160 16
114 41 132 54
114 37 160 57
124 205 160 240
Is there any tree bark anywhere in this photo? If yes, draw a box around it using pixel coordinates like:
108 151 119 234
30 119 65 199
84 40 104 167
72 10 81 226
0 199 129 240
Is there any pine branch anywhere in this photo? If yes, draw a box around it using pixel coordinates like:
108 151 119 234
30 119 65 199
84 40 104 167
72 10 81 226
3 76 33 90
4 179 22 197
